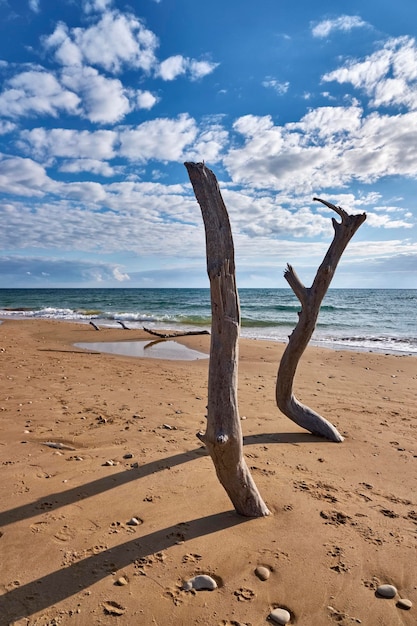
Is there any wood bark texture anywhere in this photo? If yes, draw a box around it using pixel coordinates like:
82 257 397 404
185 162 269 517
276 198 366 442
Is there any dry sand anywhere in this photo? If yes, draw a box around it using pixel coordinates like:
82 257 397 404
0 319 416 626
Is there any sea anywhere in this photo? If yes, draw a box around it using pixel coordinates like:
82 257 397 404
0 288 416 356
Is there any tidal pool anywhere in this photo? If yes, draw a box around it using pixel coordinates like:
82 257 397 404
74 339 209 361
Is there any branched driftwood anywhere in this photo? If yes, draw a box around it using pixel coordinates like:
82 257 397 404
276 198 366 442
143 327 210 339
185 161 269 517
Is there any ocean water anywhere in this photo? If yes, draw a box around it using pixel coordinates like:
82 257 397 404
0 288 416 355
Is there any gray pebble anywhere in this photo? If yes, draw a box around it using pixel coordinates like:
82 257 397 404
396 598 412 610
123 453 133 459
126 517 142 526
269 608 291 624
255 566 270 581
183 574 217 591
376 584 397 598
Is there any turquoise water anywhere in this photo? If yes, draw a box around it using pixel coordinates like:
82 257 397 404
0 288 416 355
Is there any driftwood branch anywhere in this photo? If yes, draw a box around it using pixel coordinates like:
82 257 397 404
185 161 269 517
89 321 100 331
276 198 366 442
143 327 210 339
117 320 130 330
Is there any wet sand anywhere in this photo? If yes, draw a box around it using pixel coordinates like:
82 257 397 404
0 319 416 625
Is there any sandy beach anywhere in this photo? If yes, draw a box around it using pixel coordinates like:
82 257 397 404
0 319 416 625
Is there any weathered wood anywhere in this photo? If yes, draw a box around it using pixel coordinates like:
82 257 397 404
143 326 210 339
276 198 366 442
89 321 100 331
185 161 269 517
117 320 130 330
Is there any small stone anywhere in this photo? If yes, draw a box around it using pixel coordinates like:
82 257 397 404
115 576 128 586
103 460 114 466
255 566 270 581
376 584 397 598
396 598 412 610
123 453 133 459
183 574 217 591
269 607 291 624
126 517 142 526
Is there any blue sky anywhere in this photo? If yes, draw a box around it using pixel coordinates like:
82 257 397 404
0 0 416 288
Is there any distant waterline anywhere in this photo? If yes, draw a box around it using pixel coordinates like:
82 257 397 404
0 288 416 355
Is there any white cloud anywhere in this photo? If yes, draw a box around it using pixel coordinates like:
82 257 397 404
157 55 218 81
0 120 16 134
322 36 417 111
119 114 198 162
45 11 159 74
188 59 219 80
312 15 368 38
28 0 40 13
158 55 187 80
83 0 113 13
19 127 117 160
136 89 159 110
224 106 417 192
61 66 131 123
0 156 54 196
0 70 80 118
59 159 116 177
262 79 289 95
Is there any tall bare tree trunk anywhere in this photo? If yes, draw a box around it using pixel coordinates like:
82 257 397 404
276 198 366 442
185 162 269 517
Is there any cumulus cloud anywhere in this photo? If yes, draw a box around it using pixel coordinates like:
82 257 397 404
0 70 80 119
83 0 113 13
44 11 158 73
119 114 198 162
262 78 290 95
59 158 116 177
223 105 417 194
311 15 368 38
19 127 117 160
0 156 55 196
136 89 159 110
157 55 218 81
61 66 131 123
323 36 417 111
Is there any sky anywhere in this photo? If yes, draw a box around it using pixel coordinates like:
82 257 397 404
0 0 417 289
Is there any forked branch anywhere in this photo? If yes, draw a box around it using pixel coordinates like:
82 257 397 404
276 198 366 442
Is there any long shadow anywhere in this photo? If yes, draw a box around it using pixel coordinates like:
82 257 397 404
0 432 327 528
0 511 245 622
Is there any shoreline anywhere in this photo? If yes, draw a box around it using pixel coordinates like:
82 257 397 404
0 319 416 625
1 315 416 357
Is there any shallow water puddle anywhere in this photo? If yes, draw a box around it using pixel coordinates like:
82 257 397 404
74 339 208 361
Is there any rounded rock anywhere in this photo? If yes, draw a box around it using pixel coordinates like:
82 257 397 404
269 608 291 624
255 566 270 581
183 574 217 591
376 584 397 598
397 598 412 610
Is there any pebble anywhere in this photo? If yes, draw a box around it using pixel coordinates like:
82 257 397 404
376 584 397 598
396 598 412 610
126 517 142 526
255 566 270 581
123 453 133 459
115 576 128 586
269 608 291 624
183 574 217 591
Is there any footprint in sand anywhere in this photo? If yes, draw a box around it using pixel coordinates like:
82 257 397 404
54 524 75 542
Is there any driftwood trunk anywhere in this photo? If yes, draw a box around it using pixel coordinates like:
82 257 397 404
276 198 366 442
185 162 269 517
